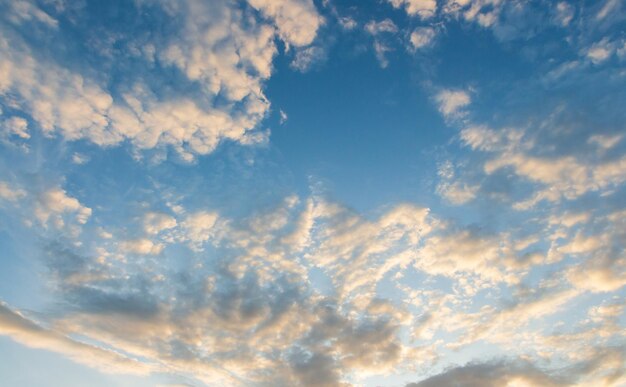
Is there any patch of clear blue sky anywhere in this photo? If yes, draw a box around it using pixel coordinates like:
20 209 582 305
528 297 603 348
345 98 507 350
265 5 534 218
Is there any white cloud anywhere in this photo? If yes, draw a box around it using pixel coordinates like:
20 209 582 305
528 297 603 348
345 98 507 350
247 0 323 47
373 41 393 68
409 27 436 50
143 212 177 235
0 0 324 160
180 211 221 248
290 46 326 72
0 181 26 202
548 211 590 228
407 359 566 386
417 228 509 283
436 161 478 204
0 302 154 376
120 238 164 255
459 126 626 208
280 198 314 251
365 19 398 35
34 188 92 229
2 116 29 139
437 181 479 204
567 261 626 293
364 19 399 68
338 16 357 30
3 187 624 384
596 0 621 21
588 133 623 149
388 0 437 19
310 201 433 297
435 89 471 119
586 38 614 64
279 109 288 124
554 2 574 26
443 0 503 28
1 1 625 385
71 152 89 165
4 0 58 28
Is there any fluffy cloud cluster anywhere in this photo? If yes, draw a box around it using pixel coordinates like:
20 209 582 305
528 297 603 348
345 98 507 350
0 0 322 160
1 179 625 385
5 169 625 386
458 125 626 209
0 181 91 235
247 0 323 47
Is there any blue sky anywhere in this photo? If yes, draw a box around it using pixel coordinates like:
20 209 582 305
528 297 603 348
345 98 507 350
0 0 625 386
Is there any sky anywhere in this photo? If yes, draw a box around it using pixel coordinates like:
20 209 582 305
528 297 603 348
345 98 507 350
0 0 625 386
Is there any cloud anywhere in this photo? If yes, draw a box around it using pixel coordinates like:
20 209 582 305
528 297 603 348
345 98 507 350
1 196 440 384
409 27 436 50
388 0 437 19
596 0 622 21
567 261 626 293
2 116 29 139
406 359 567 387
436 161 478 204
0 0 323 160
338 16 357 30
34 188 92 229
179 210 221 248
1 185 624 385
407 345 626 387
365 19 399 68
71 152 89 165
4 0 58 28
120 238 164 255
365 19 399 35
0 1 625 386
554 2 574 27
50 268 410 385
143 212 177 235
563 212 626 293
279 109 288 124
588 133 623 149
435 89 471 120
247 0 323 47
586 38 614 64
0 302 155 376
440 0 580 43
442 0 503 28
291 46 327 72
459 126 626 209
310 201 432 298
416 227 510 283
437 181 478 204
0 181 26 202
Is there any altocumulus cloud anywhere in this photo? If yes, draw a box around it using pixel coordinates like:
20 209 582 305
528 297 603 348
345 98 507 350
0 0 321 160
0 0 625 386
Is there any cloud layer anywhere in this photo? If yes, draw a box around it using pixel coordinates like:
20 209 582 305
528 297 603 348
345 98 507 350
0 0 625 386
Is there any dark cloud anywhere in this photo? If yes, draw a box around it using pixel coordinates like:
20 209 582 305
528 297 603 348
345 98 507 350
406 359 567 387
408 348 626 387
